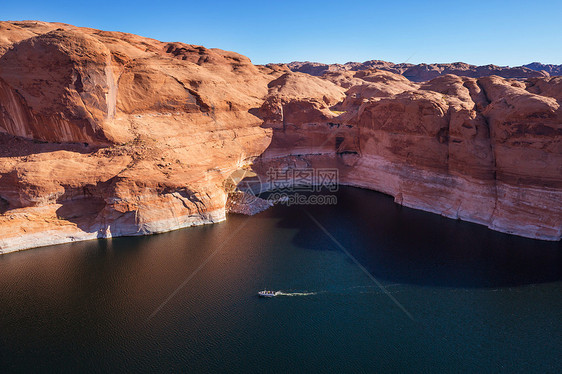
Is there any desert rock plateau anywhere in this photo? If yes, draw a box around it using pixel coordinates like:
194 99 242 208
286 60 562 82
0 21 560 253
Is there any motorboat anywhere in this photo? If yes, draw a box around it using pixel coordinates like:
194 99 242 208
258 290 276 297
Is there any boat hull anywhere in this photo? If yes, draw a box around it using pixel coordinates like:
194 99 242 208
258 291 276 297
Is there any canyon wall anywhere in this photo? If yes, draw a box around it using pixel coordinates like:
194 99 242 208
0 21 559 253
0 21 282 253
253 70 562 240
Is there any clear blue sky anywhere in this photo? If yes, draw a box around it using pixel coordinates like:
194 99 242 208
2 0 561 66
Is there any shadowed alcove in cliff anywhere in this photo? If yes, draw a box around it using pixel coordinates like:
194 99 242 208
0 195 9 214
55 183 109 235
260 187 562 288
0 133 98 158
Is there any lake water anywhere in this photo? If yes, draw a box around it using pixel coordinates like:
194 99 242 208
1 187 561 373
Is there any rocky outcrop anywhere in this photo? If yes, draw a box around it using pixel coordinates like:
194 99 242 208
286 60 555 82
225 191 273 215
254 70 562 240
0 21 559 254
0 21 283 254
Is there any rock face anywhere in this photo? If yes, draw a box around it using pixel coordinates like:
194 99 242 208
0 21 282 253
254 70 562 240
0 21 560 254
286 60 557 82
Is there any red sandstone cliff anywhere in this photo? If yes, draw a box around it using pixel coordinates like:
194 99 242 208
0 21 282 253
0 22 560 254
254 70 562 240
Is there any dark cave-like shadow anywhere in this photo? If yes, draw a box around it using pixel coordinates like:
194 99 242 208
54 179 116 236
259 187 562 288
0 133 99 158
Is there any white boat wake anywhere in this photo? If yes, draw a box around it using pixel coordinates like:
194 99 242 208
261 285 406 298
274 291 317 297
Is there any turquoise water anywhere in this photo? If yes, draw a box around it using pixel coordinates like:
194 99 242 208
0 187 561 373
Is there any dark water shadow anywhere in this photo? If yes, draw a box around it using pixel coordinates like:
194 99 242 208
260 187 562 288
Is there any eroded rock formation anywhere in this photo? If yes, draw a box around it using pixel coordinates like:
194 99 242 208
0 21 282 253
286 60 559 82
0 21 559 253
254 70 562 240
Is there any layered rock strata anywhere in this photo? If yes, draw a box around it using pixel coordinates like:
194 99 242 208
0 21 281 253
0 21 560 254
253 70 562 240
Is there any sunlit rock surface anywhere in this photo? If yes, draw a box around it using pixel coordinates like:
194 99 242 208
254 71 561 240
0 21 280 253
0 21 559 253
